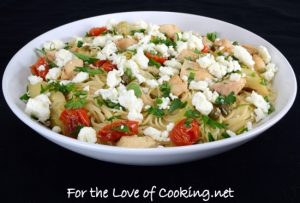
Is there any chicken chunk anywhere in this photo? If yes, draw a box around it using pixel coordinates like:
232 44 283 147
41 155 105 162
169 75 188 96
214 39 233 53
242 44 258 55
115 38 137 51
180 60 213 81
159 24 181 39
116 135 158 148
61 58 83 80
177 49 199 62
212 78 246 96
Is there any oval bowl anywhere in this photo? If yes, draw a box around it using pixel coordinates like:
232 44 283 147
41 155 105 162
2 11 297 165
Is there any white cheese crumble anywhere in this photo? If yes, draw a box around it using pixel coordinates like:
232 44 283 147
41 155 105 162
247 121 253 130
52 126 61 133
25 94 51 122
158 97 170 110
169 93 178 100
192 92 213 115
158 75 171 84
55 49 73 67
118 88 144 122
208 62 227 79
226 130 236 137
45 67 61 80
96 40 117 60
83 85 90 92
176 41 188 53
229 73 242 81
126 59 145 83
43 39 65 50
77 127 97 144
95 88 119 103
262 63 277 81
164 58 182 69
143 127 170 142
106 69 122 88
37 65 45 71
216 56 241 73
233 45 255 68
246 91 270 121
159 66 178 77
145 79 159 88
196 54 215 69
189 80 208 91
133 49 149 69
258 45 271 64
72 72 89 83
28 75 43 85
155 44 169 57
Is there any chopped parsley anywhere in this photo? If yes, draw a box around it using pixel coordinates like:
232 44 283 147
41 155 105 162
96 96 122 109
208 132 215 142
74 66 104 75
148 58 161 68
65 90 88 109
19 92 30 102
147 106 165 117
77 40 83 48
260 77 268 86
72 52 98 64
168 99 187 113
201 115 226 129
41 82 75 94
70 125 84 138
150 36 176 47
193 48 201 54
113 124 130 133
215 92 236 105
221 132 231 138
126 82 142 97
106 115 121 122
232 41 239 45
159 82 171 97
130 29 146 35
206 32 217 42
188 72 195 84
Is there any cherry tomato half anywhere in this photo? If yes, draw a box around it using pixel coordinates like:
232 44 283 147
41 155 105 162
98 120 139 142
201 45 210 53
145 52 168 65
169 119 201 146
94 60 117 72
89 27 107 36
59 108 90 136
30 57 49 80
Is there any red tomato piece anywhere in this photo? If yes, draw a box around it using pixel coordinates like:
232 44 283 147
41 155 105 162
94 60 117 72
169 119 201 146
98 120 139 142
30 57 49 80
59 108 90 136
201 45 209 53
145 52 168 64
89 27 107 36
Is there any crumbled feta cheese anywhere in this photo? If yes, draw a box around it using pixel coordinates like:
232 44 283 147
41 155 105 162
77 127 97 144
254 108 266 122
135 20 148 29
192 92 213 115
258 45 271 63
95 88 119 103
147 23 160 36
262 63 277 81
59 80 72 85
247 91 270 113
187 34 204 50
143 127 170 142
229 73 242 81
118 89 144 121
142 87 149 94
144 105 151 110
176 41 188 53
37 65 45 71
155 44 169 57
216 56 241 73
45 67 61 80
189 80 208 91
52 126 61 133
166 123 175 131
55 49 73 67
28 75 43 85
92 35 108 47
168 46 178 57
226 130 236 137
25 94 51 122
134 32 145 40
158 75 170 84
159 66 178 77
133 49 149 69
107 69 123 88
145 79 159 88
97 41 117 60
72 72 89 83
233 45 254 68
158 97 170 110
169 93 178 100
196 54 215 69
126 59 145 83
43 39 65 50
247 121 253 130
203 88 219 103
112 54 127 72
208 62 227 79
106 18 118 30
83 85 90 92
164 58 182 69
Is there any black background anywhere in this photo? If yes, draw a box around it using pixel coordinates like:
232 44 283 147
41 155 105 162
1 0 299 202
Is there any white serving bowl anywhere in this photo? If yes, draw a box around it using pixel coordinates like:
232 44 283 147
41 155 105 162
2 11 297 165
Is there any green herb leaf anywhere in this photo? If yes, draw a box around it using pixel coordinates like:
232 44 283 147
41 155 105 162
268 103 275 114
41 82 75 94
215 92 236 105
20 93 30 102
65 98 87 109
208 132 215 142
260 77 268 86
148 58 161 68
74 66 103 75
168 99 187 113
201 115 226 129
159 82 171 97
113 124 130 133
150 36 176 47
221 132 231 138
70 125 84 138
184 109 201 119
147 106 165 117
126 82 142 97
130 29 146 35
206 32 217 42
188 72 195 84
72 52 98 64
232 41 239 45
193 48 201 54
106 115 121 122
236 127 248 135
77 40 83 48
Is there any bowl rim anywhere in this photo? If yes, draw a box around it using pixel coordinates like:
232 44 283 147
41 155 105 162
2 11 298 155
